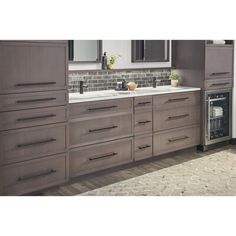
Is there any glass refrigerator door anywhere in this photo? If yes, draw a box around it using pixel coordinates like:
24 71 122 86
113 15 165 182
207 92 230 142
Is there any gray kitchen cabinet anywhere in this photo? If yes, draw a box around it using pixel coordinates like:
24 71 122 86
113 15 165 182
0 41 67 94
0 40 68 196
69 90 200 177
69 138 133 177
205 46 233 79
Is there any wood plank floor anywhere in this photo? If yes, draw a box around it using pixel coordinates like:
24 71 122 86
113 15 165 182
36 145 230 196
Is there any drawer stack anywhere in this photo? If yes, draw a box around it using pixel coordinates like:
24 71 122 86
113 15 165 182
0 41 68 195
153 91 200 155
133 96 153 161
69 98 133 176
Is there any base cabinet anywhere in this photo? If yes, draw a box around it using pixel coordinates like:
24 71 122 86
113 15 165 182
153 125 200 156
1 154 67 196
69 138 133 177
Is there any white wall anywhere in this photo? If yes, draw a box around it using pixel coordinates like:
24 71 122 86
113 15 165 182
69 40 171 71
233 41 236 138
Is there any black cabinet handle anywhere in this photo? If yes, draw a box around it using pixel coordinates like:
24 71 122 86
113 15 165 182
15 82 56 87
17 138 56 148
210 83 229 87
167 114 189 120
138 120 151 125
167 97 189 103
89 152 118 161
210 72 230 76
138 144 151 150
18 169 57 182
168 136 189 143
89 125 118 133
137 101 151 106
17 114 56 122
16 97 56 104
88 105 118 111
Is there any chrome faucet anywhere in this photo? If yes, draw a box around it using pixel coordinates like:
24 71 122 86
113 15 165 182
79 81 88 94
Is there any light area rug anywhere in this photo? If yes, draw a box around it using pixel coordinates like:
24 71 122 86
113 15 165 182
79 148 236 196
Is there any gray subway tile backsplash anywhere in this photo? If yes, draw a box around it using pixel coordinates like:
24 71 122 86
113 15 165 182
68 68 171 93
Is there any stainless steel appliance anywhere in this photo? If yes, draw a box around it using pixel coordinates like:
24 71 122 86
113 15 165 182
203 89 232 148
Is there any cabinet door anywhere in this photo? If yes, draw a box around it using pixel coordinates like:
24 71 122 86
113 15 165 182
0 42 67 94
205 46 233 79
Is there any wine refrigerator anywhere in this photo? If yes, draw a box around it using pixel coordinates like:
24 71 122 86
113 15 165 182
202 89 232 149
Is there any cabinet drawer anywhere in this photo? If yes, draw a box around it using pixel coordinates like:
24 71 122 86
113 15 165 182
1 154 66 196
69 138 132 177
134 111 152 135
0 90 67 112
69 98 132 119
205 46 233 79
0 106 67 131
134 134 153 161
0 123 67 165
69 114 132 147
153 106 200 131
153 125 200 155
204 78 233 90
153 92 200 110
0 43 67 94
134 96 152 112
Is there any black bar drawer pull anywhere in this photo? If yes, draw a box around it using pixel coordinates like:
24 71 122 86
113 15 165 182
138 120 151 125
89 125 118 133
138 144 151 150
89 152 118 161
167 97 189 103
17 114 56 122
88 105 117 111
18 169 57 182
16 97 56 104
17 138 57 148
168 136 189 143
15 82 56 87
137 101 151 106
210 83 229 87
210 72 230 76
167 114 189 120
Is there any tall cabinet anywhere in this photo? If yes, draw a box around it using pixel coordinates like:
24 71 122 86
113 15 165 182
172 40 234 150
0 41 68 195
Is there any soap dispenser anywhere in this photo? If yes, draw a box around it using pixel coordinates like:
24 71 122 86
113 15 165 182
102 52 108 70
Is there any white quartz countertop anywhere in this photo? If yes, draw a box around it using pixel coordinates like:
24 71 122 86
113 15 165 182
69 86 201 103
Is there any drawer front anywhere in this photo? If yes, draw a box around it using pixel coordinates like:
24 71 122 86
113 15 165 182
134 111 152 135
205 46 233 79
0 106 67 131
0 90 67 112
153 92 200 110
1 154 66 196
0 44 67 94
204 78 233 90
153 126 200 155
134 96 152 111
0 124 67 165
153 106 200 131
134 135 153 161
69 138 132 177
69 98 132 119
69 114 132 147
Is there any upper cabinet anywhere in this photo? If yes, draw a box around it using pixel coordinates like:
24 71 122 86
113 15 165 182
205 45 234 80
132 40 170 62
68 40 102 63
0 41 67 94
